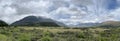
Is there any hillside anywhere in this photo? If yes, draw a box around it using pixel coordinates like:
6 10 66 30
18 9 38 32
0 20 8 27
99 21 120 27
75 23 101 27
11 16 65 27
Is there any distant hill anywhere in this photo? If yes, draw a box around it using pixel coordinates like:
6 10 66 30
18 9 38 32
66 20 120 27
9 16 120 27
99 21 120 27
11 16 65 27
72 21 120 27
0 20 8 27
77 23 101 27
68 23 101 27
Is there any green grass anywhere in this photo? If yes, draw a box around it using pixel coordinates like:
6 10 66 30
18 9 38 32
0 27 120 41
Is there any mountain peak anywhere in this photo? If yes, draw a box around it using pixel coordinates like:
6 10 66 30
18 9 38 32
11 16 65 27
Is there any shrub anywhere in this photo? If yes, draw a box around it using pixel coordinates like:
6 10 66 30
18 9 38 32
76 32 86 38
0 34 7 41
17 33 31 41
40 36 52 41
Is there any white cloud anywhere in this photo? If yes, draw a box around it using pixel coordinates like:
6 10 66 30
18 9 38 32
71 0 93 6
21 0 51 8
109 8 120 20
0 0 120 26
4 7 16 15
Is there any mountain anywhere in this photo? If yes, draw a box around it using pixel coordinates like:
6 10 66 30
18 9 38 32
71 23 101 27
78 23 100 27
0 20 8 27
99 21 120 27
70 21 120 27
11 16 65 27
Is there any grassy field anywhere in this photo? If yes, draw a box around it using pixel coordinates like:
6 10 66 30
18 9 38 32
0 27 120 41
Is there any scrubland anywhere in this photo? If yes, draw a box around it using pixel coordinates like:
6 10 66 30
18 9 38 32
0 27 120 41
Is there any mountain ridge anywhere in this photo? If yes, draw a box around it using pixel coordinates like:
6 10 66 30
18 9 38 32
0 20 8 27
11 16 66 27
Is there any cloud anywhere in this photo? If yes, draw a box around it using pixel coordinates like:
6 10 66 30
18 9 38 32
0 0 120 25
109 8 120 20
71 0 93 6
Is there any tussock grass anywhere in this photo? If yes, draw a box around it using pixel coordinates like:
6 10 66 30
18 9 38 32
0 27 119 41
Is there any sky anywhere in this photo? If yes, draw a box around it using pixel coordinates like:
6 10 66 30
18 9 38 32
0 0 120 25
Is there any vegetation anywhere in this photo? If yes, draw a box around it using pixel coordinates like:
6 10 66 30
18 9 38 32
0 27 119 41
0 20 8 27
